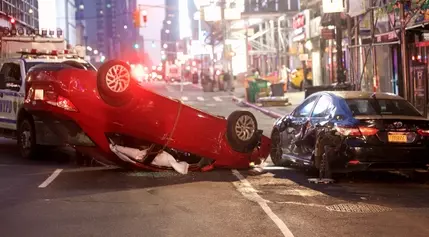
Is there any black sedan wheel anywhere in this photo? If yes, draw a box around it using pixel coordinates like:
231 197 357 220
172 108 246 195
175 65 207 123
270 129 292 166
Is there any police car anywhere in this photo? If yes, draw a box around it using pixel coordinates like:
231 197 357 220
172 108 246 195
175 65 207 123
0 45 95 159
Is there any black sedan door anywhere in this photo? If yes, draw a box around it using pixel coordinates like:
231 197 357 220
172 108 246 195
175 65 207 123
282 95 320 154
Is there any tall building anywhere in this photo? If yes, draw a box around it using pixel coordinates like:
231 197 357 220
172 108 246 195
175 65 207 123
77 0 143 64
38 0 78 46
0 0 39 30
161 0 180 62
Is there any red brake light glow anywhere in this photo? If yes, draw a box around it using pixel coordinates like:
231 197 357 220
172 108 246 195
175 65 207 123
417 129 429 136
336 126 378 136
28 89 78 112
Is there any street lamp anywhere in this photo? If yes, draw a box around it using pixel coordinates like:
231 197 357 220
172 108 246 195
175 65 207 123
124 25 128 29
79 4 84 10
165 29 170 34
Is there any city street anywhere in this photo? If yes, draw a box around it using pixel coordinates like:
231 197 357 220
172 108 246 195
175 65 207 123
1 82 429 237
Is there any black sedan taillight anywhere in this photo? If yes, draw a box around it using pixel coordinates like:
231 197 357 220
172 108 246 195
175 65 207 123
336 126 378 137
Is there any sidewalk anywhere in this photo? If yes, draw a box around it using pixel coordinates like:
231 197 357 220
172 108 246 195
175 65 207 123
232 86 303 119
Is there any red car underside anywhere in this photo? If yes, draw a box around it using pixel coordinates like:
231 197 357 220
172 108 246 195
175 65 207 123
24 68 271 171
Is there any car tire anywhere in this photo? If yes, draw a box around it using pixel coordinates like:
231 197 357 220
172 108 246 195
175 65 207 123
270 129 291 166
226 110 259 153
17 117 38 159
319 146 333 179
97 60 133 103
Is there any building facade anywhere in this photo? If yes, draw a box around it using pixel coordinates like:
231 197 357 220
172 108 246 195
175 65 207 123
161 0 180 62
0 0 39 30
77 0 143 64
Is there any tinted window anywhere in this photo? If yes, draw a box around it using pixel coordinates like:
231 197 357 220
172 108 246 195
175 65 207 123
312 95 332 117
346 99 421 117
25 62 96 73
294 96 318 117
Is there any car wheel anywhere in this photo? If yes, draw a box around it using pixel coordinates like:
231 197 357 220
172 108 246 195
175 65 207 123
270 129 291 166
17 117 38 159
97 60 133 104
226 110 259 153
319 146 333 179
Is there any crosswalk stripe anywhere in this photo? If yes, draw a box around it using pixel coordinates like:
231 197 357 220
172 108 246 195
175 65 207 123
197 96 204 101
213 96 222 102
181 96 188 101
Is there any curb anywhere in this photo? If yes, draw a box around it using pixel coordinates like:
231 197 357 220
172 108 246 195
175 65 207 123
232 96 283 119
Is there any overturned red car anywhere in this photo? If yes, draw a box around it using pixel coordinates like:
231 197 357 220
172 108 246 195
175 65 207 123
19 60 271 171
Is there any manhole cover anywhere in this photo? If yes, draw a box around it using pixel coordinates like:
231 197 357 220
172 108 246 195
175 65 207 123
126 171 182 177
326 203 391 213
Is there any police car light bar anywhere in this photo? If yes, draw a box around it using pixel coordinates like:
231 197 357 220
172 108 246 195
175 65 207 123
17 48 73 56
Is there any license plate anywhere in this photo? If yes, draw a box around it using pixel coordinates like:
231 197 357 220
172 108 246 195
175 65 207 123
388 133 407 143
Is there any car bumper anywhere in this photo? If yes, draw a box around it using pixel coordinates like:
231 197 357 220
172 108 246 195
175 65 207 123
332 146 429 172
32 111 96 147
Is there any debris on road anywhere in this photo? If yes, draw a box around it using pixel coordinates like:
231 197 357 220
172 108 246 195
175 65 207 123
110 144 189 174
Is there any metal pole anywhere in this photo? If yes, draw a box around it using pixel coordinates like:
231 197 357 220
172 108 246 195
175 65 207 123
245 19 249 73
347 15 353 84
335 12 345 83
354 16 359 89
277 17 281 81
400 1 409 100
220 0 227 71
370 6 378 92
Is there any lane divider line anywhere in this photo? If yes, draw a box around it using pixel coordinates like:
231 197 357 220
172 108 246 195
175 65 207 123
232 96 283 119
197 96 205 101
181 96 189 101
232 169 295 237
213 96 222 102
38 169 63 188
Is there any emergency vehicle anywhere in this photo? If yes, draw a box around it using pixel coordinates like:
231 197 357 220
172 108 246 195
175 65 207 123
0 29 95 158
164 62 181 82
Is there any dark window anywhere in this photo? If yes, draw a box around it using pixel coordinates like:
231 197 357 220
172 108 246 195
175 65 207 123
1 62 21 81
346 99 421 117
312 95 332 117
293 95 319 117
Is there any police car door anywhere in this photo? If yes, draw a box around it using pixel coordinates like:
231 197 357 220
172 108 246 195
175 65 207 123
0 60 23 130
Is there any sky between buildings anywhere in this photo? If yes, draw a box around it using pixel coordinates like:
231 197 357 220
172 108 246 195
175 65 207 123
38 0 165 64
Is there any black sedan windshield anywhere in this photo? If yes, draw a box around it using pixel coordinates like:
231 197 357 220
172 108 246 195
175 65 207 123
346 99 421 117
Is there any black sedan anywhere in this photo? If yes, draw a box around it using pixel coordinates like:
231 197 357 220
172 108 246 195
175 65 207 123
271 91 429 178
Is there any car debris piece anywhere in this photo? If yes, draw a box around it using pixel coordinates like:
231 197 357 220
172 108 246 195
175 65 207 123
110 144 189 174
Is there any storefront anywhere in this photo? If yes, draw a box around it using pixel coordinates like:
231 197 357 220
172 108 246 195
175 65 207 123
291 10 312 86
309 16 322 86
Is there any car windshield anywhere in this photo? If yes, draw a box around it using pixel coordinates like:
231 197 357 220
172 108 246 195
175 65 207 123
346 99 422 117
24 61 96 73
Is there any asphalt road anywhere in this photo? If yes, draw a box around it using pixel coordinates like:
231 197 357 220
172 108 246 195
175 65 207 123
1 81 429 237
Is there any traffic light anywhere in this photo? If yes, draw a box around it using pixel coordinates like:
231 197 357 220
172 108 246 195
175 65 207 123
142 10 147 25
133 10 140 27
10 17 15 24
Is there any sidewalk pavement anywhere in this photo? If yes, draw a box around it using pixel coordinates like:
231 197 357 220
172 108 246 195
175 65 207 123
232 86 304 119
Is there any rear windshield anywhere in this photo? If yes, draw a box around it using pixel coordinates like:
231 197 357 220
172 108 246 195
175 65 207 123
346 99 421 117
25 61 96 73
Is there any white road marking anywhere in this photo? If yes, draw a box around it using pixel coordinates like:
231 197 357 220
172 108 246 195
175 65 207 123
205 103 216 107
38 169 63 188
197 96 205 101
181 96 189 101
213 96 222 102
232 169 294 237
